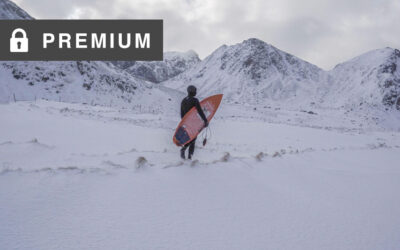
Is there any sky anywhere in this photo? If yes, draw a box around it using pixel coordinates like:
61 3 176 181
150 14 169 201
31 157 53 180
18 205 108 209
13 0 400 70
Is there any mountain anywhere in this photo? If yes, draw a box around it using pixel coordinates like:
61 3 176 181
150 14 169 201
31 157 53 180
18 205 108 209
0 0 32 19
0 61 173 111
0 0 174 111
2 0 399 112
164 38 400 111
164 38 327 106
325 48 400 110
111 50 200 83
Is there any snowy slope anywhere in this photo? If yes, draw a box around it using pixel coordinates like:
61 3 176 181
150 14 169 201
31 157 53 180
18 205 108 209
0 61 177 112
111 50 200 83
1 100 400 250
165 38 327 106
1 2 400 248
325 48 400 110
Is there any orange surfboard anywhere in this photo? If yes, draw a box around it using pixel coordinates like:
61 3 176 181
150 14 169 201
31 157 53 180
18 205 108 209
173 94 223 146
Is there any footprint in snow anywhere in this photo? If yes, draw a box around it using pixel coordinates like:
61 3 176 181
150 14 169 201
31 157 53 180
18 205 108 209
135 156 148 170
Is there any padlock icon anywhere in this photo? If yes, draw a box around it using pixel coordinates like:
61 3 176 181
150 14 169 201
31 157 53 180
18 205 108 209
10 28 29 53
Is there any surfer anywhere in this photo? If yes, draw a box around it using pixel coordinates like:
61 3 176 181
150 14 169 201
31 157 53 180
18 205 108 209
180 85 208 160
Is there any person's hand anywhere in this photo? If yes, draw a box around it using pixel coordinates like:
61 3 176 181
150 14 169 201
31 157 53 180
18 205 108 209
204 121 209 127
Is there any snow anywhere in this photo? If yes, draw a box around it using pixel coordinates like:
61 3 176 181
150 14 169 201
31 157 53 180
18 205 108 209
326 47 400 109
1 1 400 249
0 61 178 114
112 50 201 83
164 39 400 111
0 0 32 19
1 0 177 112
1 100 400 250
164 38 327 106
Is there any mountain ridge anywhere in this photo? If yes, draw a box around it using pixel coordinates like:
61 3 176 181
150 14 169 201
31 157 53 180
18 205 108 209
0 0 32 19
164 38 400 110
111 50 200 83
1 0 399 112
164 38 328 107
0 0 175 112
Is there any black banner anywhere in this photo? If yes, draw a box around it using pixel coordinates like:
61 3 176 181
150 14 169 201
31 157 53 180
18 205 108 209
0 20 163 61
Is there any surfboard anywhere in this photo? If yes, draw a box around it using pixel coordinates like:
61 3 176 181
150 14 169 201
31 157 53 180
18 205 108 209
173 94 223 147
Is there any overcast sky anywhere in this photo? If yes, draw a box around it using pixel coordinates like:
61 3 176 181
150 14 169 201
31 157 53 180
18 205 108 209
14 0 400 69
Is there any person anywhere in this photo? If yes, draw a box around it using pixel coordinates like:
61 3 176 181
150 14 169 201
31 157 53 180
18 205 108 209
180 85 208 160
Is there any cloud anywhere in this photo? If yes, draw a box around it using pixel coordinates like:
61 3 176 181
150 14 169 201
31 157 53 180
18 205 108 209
14 0 400 69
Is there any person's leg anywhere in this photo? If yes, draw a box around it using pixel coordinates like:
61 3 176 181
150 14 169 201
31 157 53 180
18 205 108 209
188 138 196 159
180 144 188 159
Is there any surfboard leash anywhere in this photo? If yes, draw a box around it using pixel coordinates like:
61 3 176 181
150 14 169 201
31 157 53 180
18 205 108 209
201 126 212 146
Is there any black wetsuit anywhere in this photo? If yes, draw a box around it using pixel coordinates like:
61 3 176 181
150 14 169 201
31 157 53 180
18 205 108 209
180 95 208 158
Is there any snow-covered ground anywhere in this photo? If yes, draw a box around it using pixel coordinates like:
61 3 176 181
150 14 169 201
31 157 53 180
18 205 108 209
1 100 400 250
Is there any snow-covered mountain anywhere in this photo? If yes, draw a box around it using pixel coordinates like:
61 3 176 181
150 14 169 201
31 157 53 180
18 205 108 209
0 61 175 112
1 0 399 112
0 0 32 19
0 57 173 112
164 38 327 106
0 0 174 112
325 48 400 110
111 50 200 83
164 38 400 111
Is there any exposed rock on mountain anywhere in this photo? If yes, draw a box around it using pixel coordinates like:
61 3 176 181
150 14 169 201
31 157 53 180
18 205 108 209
327 48 400 110
165 38 327 106
0 0 173 112
111 50 200 83
0 0 32 19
